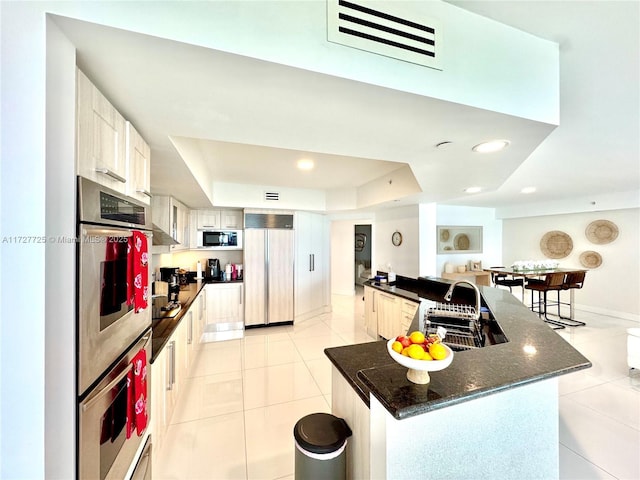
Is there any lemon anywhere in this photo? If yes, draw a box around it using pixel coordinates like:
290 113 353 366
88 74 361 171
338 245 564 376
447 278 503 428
429 343 447 360
422 351 433 361
409 331 425 344
407 344 425 360
391 341 403 353
401 347 410 357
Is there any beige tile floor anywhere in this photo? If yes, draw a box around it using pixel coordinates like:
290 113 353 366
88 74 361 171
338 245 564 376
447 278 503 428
155 287 640 480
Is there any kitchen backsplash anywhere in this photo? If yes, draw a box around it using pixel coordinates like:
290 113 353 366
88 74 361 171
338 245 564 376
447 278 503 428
152 250 243 274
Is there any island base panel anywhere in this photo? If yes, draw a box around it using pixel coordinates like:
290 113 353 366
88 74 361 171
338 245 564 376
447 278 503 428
370 378 559 480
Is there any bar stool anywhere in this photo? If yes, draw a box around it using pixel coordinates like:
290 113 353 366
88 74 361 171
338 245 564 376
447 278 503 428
525 272 566 329
554 271 587 327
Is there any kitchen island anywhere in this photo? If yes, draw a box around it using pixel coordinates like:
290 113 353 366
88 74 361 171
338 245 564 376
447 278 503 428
325 276 591 480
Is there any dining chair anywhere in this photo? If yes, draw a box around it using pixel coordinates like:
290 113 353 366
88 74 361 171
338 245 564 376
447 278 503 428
489 266 524 293
524 272 566 329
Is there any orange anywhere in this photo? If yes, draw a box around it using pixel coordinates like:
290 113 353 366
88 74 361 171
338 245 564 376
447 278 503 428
409 331 425 344
391 341 403 353
429 343 448 360
401 347 410 357
407 344 425 360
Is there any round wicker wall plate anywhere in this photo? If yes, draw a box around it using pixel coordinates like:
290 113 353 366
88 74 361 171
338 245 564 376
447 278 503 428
586 220 619 244
454 233 470 250
540 230 573 259
440 229 450 241
579 250 602 269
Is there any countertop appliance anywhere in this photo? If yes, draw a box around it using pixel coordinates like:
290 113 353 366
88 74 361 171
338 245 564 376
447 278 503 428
207 258 221 280
77 176 152 397
197 230 243 249
243 213 294 328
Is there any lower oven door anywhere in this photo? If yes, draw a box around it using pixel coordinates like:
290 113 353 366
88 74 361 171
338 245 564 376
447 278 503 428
78 224 151 396
79 330 151 480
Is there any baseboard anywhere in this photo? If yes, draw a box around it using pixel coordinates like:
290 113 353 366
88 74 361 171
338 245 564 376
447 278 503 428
294 304 332 322
574 303 640 324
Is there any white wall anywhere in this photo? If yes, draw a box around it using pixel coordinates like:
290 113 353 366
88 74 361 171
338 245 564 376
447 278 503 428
503 208 640 320
374 205 421 278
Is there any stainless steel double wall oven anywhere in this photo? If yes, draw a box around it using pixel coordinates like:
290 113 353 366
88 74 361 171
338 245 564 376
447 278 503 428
77 177 152 480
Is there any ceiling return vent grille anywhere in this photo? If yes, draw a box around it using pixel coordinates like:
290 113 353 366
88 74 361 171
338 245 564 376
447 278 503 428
264 191 280 201
327 0 442 70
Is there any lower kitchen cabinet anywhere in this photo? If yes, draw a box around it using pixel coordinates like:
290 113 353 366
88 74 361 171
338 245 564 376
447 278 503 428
205 283 244 326
364 286 419 339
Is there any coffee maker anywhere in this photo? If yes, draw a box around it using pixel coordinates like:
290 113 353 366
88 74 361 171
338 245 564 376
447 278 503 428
207 258 221 280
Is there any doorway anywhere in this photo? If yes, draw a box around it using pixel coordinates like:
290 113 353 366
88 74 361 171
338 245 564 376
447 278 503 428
354 224 372 289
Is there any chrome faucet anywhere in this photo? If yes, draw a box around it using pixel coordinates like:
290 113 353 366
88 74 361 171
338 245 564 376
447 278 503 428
444 280 481 319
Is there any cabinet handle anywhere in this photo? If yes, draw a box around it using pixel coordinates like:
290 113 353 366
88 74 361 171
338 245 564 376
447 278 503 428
309 254 313 272
136 188 152 198
372 291 376 313
187 312 193 345
95 167 126 183
239 285 243 305
312 254 315 272
167 341 176 391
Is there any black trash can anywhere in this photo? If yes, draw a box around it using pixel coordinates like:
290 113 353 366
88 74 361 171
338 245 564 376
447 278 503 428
293 413 352 480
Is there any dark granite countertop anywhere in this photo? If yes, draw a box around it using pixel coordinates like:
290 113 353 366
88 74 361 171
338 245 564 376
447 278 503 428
151 278 243 362
325 276 591 420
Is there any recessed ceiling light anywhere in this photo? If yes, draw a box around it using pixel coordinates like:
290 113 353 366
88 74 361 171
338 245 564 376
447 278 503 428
464 186 482 194
521 186 537 194
472 139 510 153
297 159 314 171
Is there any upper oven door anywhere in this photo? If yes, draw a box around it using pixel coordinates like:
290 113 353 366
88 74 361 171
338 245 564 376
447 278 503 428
78 225 151 396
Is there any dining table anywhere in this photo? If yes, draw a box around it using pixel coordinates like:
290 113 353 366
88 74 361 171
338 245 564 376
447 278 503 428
483 267 587 321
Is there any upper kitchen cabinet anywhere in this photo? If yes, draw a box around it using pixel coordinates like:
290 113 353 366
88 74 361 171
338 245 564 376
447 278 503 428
195 209 244 230
76 69 127 194
151 195 190 250
294 211 331 321
125 122 151 204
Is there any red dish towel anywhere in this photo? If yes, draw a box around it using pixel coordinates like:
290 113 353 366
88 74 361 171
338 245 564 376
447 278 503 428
126 348 148 438
127 230 149 313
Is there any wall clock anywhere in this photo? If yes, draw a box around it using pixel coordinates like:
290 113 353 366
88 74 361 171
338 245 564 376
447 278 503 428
392 231 403 246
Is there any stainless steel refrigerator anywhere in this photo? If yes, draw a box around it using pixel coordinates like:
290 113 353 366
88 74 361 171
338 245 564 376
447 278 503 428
243 213 295 327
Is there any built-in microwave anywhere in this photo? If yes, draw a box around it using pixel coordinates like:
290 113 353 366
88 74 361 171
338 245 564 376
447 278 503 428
197 230 243 249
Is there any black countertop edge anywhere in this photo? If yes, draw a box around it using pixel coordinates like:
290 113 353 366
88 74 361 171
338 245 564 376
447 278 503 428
326 276 592 420
150 278 243 362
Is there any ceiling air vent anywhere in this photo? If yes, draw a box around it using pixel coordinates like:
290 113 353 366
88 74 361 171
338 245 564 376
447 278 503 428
264 191 280 201
327 0 442 70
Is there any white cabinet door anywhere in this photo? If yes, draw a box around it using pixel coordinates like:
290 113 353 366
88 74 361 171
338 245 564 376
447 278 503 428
364 286 378 338
150 347 167 466
125 122 151 204
244 229 266 327
205 283 244 325
196 210 221 230
76 69 127 192
377 292 401 340
169 199 190 252
295 212 330 321
267 229 295 324
220 209 243 229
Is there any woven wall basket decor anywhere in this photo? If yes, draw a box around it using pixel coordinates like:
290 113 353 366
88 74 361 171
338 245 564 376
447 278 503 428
585 220 619 244
579 250 603 269
540 230 573 259
454 233 470 250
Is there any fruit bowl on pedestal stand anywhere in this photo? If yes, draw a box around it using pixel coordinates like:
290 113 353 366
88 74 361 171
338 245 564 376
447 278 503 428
386 339 454 385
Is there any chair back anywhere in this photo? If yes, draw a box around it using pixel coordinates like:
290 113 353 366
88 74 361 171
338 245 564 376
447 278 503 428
545 272 565 288
564 271 586 289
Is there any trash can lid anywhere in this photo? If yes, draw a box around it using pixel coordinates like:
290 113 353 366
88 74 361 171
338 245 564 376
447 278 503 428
293 413 352 455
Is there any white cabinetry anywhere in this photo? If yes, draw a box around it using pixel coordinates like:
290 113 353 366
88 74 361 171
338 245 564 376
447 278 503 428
195 209 243 229
294 212 330 322
76 69 127 193
151 195 190 250
364 286 378 338
364 287 419 339
125 122 151 204
205 283 244 326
